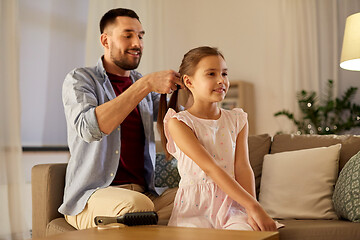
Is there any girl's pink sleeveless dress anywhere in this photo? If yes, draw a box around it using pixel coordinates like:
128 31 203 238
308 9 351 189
164 108 254 230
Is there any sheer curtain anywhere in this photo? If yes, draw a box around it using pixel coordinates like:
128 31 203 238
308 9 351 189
269 0 339 133
272 0 360 134
0 0 27 239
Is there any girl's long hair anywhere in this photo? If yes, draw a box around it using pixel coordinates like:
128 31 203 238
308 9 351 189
157 46 225 160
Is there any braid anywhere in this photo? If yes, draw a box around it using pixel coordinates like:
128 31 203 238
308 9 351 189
157 89 179 160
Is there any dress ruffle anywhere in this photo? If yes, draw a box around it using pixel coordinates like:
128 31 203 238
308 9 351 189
163 108 194 155
232 108 248 134
163 108 177 155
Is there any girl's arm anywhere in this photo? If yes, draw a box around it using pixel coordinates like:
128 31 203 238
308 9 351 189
167 118 276 231
234 122 276 230
234 122 256 198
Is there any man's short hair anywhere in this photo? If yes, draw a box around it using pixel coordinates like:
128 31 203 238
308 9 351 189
99 8 140 34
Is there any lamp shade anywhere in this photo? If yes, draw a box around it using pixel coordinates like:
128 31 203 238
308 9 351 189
340 12 360 71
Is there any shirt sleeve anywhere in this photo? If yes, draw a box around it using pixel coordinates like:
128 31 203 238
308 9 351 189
62 69 105 143
163 109 194 155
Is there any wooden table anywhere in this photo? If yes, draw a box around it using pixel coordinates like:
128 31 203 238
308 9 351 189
32 225 279 240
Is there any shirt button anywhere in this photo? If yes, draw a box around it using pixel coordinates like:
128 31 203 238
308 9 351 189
110 173 114 177
115 150 119 154
117 128 120 131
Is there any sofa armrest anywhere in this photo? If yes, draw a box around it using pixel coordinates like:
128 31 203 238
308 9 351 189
32 163 67 238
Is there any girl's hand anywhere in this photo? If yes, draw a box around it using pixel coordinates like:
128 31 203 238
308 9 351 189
246 204 277 231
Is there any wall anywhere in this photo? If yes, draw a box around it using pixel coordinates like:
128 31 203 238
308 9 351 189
159 0 282 134
19 0 88 147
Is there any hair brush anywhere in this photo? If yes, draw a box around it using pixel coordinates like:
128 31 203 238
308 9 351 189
94 211 158 226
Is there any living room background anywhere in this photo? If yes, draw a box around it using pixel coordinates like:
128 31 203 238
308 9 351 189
2 0 359 238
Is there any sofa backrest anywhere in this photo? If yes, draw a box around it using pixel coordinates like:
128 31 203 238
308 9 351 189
248 133 360 199
32 163 67 238
248 134 272 198
271 134 360 171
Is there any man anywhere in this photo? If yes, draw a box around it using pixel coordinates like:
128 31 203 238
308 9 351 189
59 8 182 229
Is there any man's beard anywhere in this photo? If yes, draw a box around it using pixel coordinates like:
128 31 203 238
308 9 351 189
111 49 142 71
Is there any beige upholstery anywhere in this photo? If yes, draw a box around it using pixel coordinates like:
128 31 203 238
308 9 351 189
46 218 76 236
247 134 272 198
31 134 360 239
277 220 360 240
31 164 76 238
271 134 360 171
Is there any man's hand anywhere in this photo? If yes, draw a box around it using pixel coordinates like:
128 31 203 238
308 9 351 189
143 70 183 94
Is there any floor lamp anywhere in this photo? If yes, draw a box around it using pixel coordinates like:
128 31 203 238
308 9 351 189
340 12 360 71
340 12 360 125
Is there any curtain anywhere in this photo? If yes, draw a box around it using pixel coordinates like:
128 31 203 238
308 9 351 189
0 0 28 239
269 0 339 133
273 0 360 134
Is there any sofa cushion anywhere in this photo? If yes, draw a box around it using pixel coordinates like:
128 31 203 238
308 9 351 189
248 134 272 199
270 134 360 171
333 150 360 222
259 144 341 219
46 218 76 236
277 219 360 240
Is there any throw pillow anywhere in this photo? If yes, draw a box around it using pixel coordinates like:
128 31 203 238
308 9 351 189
155 153 180 188
333 150 360 222
259 144 341 219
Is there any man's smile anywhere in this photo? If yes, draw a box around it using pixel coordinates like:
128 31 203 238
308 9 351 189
126 49 142 57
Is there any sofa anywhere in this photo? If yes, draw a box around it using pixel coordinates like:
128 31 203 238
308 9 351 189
32 133 360 239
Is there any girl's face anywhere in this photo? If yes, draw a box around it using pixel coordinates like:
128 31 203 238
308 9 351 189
184 55 229 104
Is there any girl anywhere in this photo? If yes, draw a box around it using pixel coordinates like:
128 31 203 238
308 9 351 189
157 46 282 231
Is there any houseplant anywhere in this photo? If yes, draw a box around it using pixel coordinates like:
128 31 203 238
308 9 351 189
274 80 360 135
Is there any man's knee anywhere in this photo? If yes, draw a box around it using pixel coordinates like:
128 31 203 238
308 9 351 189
119 191 155 214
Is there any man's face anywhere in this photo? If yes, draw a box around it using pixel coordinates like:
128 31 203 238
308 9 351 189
104 16 145 71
